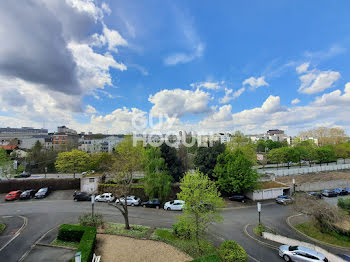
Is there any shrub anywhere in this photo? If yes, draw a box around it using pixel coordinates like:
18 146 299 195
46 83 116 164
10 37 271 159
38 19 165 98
191 255 222 262
219 240 247 262
338 198 350 211
173 220 192 240
57 224 96 262
78 213 104 228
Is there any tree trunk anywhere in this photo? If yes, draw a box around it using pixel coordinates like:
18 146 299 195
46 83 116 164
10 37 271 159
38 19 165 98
73 172 75 179
123 202 130 229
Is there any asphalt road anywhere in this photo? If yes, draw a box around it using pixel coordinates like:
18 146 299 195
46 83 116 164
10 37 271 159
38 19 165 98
0 193 294 262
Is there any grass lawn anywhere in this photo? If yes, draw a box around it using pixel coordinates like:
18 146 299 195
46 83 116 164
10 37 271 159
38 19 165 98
0 223 5 234
296 222 350 248
150 228 219 259
104 222 150 239
253 223 276 236
51 238 79 249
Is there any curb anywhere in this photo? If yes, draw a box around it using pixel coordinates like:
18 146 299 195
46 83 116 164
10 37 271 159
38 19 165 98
286 214 350 251
36 243 77 251
0 215 27 253
243 224 279 251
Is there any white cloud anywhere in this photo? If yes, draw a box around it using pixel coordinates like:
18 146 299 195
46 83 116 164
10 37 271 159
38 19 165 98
296 63 309 74
298 69 340 94
91 24 128 53
101 2 111 15
85 105 97 114
66 0 103 22
149 88 211 117
190 81 223 90
164 43 204 66
242 76 269 89
291 98 300 105
219 87 245 104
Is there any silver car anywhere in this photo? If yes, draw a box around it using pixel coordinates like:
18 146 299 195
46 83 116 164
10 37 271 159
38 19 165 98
279 245 328 262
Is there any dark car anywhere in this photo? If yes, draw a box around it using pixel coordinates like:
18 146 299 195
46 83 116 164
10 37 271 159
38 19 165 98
322 190 337 197
142 199 161 209
74 192 91 201
345 187 350 194
20 172 31 178
333 188 347 196
307 192 323 199
20 189 36 200
35 187 50 199
228 194 245 202
276 195 294 205
338 254 350 261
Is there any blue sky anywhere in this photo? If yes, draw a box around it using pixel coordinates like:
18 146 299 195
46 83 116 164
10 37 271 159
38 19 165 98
1 0 350 135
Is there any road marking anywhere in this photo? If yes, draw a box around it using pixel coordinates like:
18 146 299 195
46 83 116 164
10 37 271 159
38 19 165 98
247 254 260 262
0 215 27 253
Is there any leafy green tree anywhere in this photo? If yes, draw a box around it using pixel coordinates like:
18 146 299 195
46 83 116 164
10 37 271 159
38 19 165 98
55 149 90 178
256 140 267 153
294 140 317 167
227 131 256 164
316 146 336 166
160 143 183 182
27 141 58 172
109 136 145 229
88 152 112 172
143 147 172 203
265 140 287 150
214 150 259 193
177 171 224 252
194 141 225 180
282 147 299 169
335 143 350 164
267 148 284 168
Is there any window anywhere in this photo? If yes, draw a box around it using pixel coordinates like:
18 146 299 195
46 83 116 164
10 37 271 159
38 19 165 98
89 178 95 183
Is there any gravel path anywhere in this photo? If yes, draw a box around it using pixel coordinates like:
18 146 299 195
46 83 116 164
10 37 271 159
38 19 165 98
95 234 192 262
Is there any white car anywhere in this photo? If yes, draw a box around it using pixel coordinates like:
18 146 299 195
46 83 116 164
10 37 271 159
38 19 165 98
95 193 115 202
164 200 185 211
115 195 141 206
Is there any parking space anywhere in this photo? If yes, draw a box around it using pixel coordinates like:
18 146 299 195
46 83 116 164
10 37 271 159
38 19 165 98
323 194 349 206
0 190 75 204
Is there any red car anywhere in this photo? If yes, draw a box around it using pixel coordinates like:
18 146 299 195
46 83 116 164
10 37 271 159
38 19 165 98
5 191 22 201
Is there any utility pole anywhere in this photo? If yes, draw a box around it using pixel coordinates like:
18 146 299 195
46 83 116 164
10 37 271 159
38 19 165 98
91 194 95 217
257 202 261 224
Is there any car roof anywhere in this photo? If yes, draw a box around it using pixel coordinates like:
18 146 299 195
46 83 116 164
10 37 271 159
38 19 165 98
294 246 326 258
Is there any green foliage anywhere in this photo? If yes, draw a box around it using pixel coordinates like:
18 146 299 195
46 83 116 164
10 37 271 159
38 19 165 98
253 223 275 236
78 213 104 228
177 171 224 252
265 139 287 150
0 148 9 165
219 240 247 262
227 131 257 164
55 149 90 175
294 140 317 165
27 141 58 173
58 224 96 262
0 223 5 234
194 142 225 180
160 143 183 182
88 152 112 172
0 148 14 179
316 146 336 164
50 238 80 249
338 198 350 211
104 222 150 238
143 147 172 202
173 220 193 240
191 255 222 262
214 150 259 194
335 143 350 163
256 140 267 153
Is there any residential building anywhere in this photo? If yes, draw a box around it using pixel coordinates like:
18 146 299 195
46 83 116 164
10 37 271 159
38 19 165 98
0 127 48 139
248 129 292 144
78 136 124 153
57 126 77 134
53 133 79 150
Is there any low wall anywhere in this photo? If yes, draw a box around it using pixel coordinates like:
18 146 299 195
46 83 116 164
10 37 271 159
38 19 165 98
258 163 350 177
262 232 345 262
296 179 350 192
0 178 80 193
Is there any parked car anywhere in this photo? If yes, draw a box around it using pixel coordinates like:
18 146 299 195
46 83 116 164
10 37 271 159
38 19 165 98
20 171 31 178
35 187 50 199
307 192 323 199
321 190 337 197
338 254 350 261
115 195 141 206
345 187 350 194
74 192 91 201
142 199 161 209
20 189 36 200
81 170 95 175
95 193 115 202
279 245 328 262
228 194 245 202
5 190 22 201
164 200 185 211
333 188 347 196
276 195 294 205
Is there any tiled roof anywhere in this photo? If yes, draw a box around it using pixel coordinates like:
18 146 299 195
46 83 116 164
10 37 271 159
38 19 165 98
0 145 17 150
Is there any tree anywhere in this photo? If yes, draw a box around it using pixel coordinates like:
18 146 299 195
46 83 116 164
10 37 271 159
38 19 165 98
335 143 350 164
160 143 183 182
194 141 225 180
27 141 58 173
265 140 287 151
143 147 172 203
256 140 267 153
294 140 317 167
177 171 224 252
282 147 299 169
298 127 348 146
214 150 260 194
315 146 336 166
88 152 112 172
267 148 284 168
109 137 145 229
227 131 256 164
55 149 90 178
178 144 189 173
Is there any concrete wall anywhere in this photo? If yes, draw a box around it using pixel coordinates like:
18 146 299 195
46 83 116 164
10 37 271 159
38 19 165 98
258 163 350 177
81 177 101 193
246 187 289 200
296 179 350 192
262 232 345 262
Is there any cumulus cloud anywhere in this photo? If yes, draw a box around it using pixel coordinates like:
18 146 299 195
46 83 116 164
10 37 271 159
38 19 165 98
91 24 128 52
242 76 269 89
190 81 224 90
149 88 211 117
85 105 97 114
296 63 309 74
291 98 300 105
219 88 245 104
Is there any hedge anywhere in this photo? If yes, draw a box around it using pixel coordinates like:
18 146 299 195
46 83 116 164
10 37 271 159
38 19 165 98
0 178 80 193
338 198 350 211
191 255 222 262
219 240 247 262
58 224 96 262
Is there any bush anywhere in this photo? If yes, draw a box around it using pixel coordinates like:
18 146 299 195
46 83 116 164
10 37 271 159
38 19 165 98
253 223 275 236
173 220 192 240
219 240 247 262
338 198 350 211
191 255 222 262
78 213 104 228
57 224 96 262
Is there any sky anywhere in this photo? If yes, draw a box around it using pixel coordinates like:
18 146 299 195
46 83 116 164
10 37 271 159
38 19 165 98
1 0 350 136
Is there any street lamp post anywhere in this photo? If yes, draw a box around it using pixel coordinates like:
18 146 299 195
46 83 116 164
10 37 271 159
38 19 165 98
91 194 95 217
292 178 296 194
257 202 261 224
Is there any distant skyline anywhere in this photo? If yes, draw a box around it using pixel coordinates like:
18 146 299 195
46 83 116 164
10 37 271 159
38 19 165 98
1 1 350 136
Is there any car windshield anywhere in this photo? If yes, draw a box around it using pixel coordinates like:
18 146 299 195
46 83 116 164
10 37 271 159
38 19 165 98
289 246 298 251
38 188 47 192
